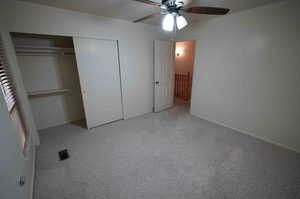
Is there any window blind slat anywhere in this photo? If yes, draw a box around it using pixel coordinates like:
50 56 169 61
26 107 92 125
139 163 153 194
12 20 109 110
0 39 16 111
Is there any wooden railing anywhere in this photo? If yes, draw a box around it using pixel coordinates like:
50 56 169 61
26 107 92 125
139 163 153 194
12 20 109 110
174 72 191 101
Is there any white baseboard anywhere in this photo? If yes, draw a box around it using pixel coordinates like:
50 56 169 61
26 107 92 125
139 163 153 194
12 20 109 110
192 113 300 154
37 118 85 132
27 145 36 199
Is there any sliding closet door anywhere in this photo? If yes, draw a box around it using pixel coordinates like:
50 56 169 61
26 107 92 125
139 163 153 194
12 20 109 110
73 37 123 128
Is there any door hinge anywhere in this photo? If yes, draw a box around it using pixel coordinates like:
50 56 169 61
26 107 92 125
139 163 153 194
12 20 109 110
19 176 25 186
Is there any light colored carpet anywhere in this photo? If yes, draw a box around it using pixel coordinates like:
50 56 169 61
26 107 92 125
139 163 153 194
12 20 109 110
35 105 300 199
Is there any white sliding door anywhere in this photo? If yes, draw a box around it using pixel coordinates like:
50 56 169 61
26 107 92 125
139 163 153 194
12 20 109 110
73 37 123 128
154 40 175 112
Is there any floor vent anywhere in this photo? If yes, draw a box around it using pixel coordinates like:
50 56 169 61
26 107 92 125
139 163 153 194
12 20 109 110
58 149 70 161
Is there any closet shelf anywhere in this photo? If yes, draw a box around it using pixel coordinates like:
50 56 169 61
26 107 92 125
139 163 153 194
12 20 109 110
15 46 75 56
15 46 74 51
28 89 70 98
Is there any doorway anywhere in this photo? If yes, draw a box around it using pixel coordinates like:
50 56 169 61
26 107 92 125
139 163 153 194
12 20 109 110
174 40 196 108
153 40 195 112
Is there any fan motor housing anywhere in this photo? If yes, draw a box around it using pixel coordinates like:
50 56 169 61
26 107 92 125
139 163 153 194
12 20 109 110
163 0 184 13
162 0 182 6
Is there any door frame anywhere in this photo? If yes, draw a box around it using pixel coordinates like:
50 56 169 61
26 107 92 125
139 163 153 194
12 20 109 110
173 39 196 105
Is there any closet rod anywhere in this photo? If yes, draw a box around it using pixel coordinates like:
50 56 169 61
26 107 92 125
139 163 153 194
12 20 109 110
15 46 74 51
28 89 70 98
15 46 75 56
16 52 75 56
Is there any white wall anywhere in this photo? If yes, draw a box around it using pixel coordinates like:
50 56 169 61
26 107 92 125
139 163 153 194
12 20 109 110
0 79 26 199
24 145 35 199
0 4 39 196
181 0 300 152
0 31 26 199
6 1 169 120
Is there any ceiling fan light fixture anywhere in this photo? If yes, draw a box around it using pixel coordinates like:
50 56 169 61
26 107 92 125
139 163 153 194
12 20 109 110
162 13 175 32
133 0 230 32
176 15 188 30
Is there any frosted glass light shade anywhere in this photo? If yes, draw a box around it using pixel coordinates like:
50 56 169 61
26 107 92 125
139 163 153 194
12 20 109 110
162 13 175 32
176 15 188 30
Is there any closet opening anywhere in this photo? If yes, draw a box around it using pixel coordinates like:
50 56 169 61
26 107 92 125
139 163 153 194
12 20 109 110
10 32 86 130
174 40 195 109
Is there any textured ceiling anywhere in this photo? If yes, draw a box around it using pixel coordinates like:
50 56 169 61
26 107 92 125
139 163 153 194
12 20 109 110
19 0 284 25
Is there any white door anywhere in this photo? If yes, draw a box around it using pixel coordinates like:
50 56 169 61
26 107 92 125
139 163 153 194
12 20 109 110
154 40 175 112
73 37 123 128
0 91 25 199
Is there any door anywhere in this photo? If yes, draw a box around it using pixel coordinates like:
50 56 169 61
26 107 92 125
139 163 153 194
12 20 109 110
0 90 25 199
73 37 123 128
154 40 175 112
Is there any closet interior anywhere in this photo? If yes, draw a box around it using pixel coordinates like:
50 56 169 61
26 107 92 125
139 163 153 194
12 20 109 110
11 33 85 130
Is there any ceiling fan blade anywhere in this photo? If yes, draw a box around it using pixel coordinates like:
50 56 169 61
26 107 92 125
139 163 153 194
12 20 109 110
182 7 230 15
132 0 161 6
179 0 193 7
133 13 161 23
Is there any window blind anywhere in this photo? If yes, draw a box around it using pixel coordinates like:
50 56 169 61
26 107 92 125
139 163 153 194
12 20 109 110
0 38 16 111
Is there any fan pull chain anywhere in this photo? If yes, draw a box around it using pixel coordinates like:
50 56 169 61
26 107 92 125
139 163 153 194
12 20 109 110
172 20 177 42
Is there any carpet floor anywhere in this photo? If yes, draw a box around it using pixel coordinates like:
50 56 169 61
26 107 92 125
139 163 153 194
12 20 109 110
35 105 300 199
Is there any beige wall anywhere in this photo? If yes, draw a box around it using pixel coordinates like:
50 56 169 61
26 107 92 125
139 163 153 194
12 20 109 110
175 40 195 75
182 0 300 152
175 40 195 101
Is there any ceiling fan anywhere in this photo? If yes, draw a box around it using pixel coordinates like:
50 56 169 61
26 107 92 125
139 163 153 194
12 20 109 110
133 0 230 31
